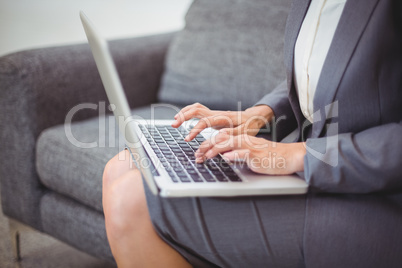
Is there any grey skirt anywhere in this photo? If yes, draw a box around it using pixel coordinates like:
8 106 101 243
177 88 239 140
144 182 307 268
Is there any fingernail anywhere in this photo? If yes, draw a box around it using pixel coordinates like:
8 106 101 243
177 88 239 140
184 135 190 141
174 114 178 119
195 157 203 163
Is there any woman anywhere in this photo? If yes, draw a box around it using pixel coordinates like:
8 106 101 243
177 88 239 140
103 0 402 267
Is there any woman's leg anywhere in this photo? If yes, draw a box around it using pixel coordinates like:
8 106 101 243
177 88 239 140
102 150 191 268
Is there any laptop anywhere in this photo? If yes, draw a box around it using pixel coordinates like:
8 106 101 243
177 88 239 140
80 11 308 197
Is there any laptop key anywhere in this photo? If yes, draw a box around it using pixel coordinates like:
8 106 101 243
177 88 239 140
194 163 206 168
211 170 223 175
195 136 205 143
205 163 220 171
176 152 185 157
187 169 198 175
177 174 191 183
219 165 233 171
166 172 179 183
214 174 229 182
198 171 213 181
161 162 170 168
173 167 184 172
198 168 209 173
202 173 217 182
150 145 158 150
181 163 192 170
184 151 194 157
227 174 242 182
190 174 204 183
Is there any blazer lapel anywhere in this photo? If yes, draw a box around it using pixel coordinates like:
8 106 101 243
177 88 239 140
312 0 380 137
284 0 311 85
283 0 311 130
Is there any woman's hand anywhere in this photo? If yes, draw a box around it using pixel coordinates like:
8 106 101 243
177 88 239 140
195 132 306 175
171 103 274 141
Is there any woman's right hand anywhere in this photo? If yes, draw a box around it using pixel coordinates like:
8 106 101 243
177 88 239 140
171 103 274 141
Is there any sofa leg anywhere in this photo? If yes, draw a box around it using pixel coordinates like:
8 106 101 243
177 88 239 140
8 219 22 262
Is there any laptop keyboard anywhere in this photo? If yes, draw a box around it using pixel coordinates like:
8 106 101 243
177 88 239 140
138 125 242 183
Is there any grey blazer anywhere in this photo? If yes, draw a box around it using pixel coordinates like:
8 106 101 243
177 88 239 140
257 0 402 267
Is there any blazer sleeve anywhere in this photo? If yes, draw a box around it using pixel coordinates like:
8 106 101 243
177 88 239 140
304 120 402 193
255 79 298 140
255 80 292 118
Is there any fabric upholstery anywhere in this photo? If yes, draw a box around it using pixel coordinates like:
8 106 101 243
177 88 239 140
36 105 178 212
40 192 113 262
159 0 292 110
0 33 174 230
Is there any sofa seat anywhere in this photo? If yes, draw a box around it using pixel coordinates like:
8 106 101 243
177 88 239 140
1 0 292 262
36 105 178 213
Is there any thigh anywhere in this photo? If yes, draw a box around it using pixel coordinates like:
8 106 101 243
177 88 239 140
144 184 307 268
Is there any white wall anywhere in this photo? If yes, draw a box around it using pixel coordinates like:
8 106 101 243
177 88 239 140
0 0 191 56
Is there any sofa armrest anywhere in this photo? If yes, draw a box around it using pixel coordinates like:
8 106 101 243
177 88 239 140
0 32 176 230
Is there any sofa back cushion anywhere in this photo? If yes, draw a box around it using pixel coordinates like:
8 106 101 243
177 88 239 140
158 0 292 110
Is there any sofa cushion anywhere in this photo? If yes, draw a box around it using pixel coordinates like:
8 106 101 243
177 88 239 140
40 192 113 261
158 0 292 110
36 105 178 212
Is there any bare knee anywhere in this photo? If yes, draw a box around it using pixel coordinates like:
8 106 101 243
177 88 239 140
103 149 132 188
104 169 149 240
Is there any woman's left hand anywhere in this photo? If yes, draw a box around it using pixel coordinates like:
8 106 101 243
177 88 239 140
195 132 306 175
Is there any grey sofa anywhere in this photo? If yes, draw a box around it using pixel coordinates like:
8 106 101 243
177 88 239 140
0 0 292 263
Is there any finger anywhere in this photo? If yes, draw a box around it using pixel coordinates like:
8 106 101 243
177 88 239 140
197 134 247 162
172 103 207 126
172 106 210 128
242 119 265 136
222 149 250 162
220 125 244 136
185 115 231 141
195 133 231 157
184 118 210 141
172 104 201 127
207 113 237 130
174 103 206 119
